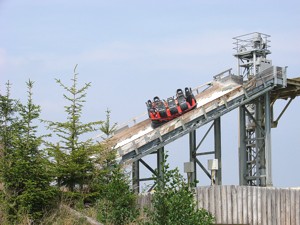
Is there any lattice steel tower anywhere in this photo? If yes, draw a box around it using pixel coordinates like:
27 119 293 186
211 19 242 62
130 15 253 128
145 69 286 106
234 32 273 186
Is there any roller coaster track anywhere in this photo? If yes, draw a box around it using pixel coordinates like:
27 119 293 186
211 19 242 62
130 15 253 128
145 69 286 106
105 66 297 165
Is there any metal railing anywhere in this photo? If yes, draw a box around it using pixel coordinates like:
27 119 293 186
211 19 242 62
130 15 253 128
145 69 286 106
255 66 287 88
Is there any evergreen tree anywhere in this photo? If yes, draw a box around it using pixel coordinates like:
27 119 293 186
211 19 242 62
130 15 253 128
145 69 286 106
0 81 20 222
89 110 139 225
96 165 138 225
0 82 18 177
100 108 117 139
43 66 102 201
146 153 214 225
0 81 57 223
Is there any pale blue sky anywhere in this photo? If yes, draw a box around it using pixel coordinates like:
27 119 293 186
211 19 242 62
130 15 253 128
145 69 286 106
1 0 300 188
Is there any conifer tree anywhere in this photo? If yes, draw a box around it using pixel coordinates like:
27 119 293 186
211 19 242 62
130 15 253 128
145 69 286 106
0 82 18 172
96 164 138 225
100 109 117 139
0 81 57 223
95 110 139 225
44 66 102 200
0 82 20 221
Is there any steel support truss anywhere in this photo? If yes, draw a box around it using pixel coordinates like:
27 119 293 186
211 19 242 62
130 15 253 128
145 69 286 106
132 147 164 193
239 92 273 186
188 118 222 186
132 118 222 193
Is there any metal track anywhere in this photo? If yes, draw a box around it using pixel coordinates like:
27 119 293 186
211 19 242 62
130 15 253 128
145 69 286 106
121 83 274 164
112 67 286 165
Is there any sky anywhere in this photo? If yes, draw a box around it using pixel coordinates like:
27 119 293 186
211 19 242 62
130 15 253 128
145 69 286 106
1 0 300 188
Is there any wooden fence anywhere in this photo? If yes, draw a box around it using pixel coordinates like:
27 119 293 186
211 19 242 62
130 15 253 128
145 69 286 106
137 185 300 225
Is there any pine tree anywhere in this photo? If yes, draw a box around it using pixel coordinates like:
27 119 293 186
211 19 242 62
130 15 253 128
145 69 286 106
44 66 102 201
0 81 57 223
100 109 117 139
0 81 20 222
63 107 139 224
96 164 138 225
0 81 18 175
95 111 139 225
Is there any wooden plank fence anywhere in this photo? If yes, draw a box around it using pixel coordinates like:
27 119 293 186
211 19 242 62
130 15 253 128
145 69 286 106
137 185 300 225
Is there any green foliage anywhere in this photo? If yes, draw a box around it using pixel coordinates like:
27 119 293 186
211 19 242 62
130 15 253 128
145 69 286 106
100 108 117 139
0 82 19 179
96 165 139 225
0 71 140 224
0 81 20 224
83 122 139 224
43 66 102 202
42 67 139 224
93 110 139 224
0 81 58 223
145 153 214 225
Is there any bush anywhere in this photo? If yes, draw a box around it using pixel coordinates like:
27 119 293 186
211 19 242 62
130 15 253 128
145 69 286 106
96 165 139 225
145 153 214 225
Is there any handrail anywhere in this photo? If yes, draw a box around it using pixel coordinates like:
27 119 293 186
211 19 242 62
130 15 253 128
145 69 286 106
213 68 232 80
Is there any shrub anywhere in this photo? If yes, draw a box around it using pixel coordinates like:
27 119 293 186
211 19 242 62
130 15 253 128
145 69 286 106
145 153 214 225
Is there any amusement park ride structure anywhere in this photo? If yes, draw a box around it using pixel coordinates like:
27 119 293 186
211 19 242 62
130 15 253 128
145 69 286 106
102 32 300 193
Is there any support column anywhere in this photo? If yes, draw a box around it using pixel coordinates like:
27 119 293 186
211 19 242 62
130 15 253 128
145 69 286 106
189 130 197 186
238 106 248 185
253 52 257 76
214 118 222 185
157 147 165 187
256 98 265 186
132 160 140 193
264 92 273 186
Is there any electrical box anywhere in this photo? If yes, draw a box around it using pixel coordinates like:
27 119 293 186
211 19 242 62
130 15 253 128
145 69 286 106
184 162 194 173
208 159 218 171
